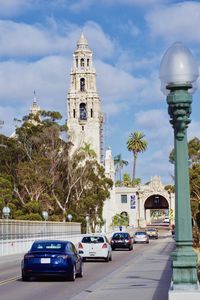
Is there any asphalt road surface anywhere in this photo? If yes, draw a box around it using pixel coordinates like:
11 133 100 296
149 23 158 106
0 232 173 300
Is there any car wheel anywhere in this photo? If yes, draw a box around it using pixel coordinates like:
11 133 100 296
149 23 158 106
109 253 112 261
68 264 76 281
22 273 30 281
104 255 109 262
111 247 115 251
77 264 83 278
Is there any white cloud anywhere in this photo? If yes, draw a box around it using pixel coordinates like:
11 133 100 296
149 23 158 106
0 20 69 57
0 0 34 16
0 19 115 60
146 2 200 44
0 55 70 136
188 120 200 140
67 0 169 11
134 109 172 143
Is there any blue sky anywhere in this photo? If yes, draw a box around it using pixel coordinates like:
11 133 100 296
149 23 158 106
0 0 200 184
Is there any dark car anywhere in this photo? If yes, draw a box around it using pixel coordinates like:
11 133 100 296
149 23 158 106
21 240 83 281
110 232 133 251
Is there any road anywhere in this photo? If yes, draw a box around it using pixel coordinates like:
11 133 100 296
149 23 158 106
0 233 173 300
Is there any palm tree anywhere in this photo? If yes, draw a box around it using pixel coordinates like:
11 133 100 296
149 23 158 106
127 131 148 180
80 142 97 159
114 154 128 183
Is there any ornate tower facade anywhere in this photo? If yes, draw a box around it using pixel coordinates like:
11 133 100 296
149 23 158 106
67 33 104 163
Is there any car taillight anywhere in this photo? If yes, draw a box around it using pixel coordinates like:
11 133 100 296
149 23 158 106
102 243 107 248
79 243 83 249
24 254 34 259
57 255 68 260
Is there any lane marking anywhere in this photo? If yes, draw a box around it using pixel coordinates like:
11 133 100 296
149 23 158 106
0 276 20 286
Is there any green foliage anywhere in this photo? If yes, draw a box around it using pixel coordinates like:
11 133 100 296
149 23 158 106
111 213 129 228
0 109 113 224
127 131 148 180
132 178 141 187
115 180 121 187
114 154 128 182
123 173 132 187
21 213 43 221
169 137 200 224
196 212 200 229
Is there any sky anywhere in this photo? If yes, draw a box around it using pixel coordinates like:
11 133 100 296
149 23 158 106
0 0 200 184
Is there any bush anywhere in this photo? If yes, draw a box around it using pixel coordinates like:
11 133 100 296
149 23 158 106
196 212 200 229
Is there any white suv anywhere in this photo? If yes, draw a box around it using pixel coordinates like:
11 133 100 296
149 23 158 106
78 234 112 262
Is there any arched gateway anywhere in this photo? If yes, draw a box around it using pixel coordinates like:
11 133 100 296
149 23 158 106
110 176 175 230
144 194 169 225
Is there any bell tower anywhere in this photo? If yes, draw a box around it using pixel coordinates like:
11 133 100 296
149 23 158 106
67 33 104 163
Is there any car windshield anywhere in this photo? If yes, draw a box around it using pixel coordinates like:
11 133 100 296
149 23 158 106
82 236 104 243
31 241 66 252
135 232 146 235
113 233 129 239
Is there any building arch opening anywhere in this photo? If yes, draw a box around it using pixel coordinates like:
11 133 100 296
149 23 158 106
80 78 85 91
144 194 169 225
79 103 87 120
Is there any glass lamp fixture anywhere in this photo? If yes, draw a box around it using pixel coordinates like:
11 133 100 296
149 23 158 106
159 42 199 95
67 214 72 222
42 211 48 221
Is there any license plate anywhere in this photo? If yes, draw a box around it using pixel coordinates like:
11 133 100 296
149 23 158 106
89 252 96 257
41 258 50 264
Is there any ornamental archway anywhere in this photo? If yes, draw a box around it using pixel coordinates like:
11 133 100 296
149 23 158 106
144 194 169 224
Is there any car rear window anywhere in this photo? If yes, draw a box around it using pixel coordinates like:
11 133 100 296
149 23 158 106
135 232 146 235
82 236 104 243
31 242 66 252
113 233 129 239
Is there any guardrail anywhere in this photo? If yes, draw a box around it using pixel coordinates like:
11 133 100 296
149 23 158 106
0 219 116 256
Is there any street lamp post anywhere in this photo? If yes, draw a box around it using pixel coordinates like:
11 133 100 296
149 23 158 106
42 211 48 237
67 214 72 236
159 42 199 292
85 215 89 234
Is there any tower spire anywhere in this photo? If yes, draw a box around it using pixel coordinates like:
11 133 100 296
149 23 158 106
76 32 90 51
30 90 40 115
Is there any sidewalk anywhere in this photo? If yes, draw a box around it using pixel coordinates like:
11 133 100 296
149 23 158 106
72 237 174 300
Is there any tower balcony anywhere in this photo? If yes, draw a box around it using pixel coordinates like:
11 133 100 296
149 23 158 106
79 117 87 124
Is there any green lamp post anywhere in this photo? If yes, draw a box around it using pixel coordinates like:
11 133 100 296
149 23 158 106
159 42 199 290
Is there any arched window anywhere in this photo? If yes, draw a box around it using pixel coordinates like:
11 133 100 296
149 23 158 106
91 109 93 118
80 58 84 67
80 103 87 120
87 59 89 67
73 109 76 118
76 59 78 67
80 78 85 91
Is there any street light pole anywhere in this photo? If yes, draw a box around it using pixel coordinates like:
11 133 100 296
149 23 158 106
159 42 199 291
85 215 89 234
67 214 72 236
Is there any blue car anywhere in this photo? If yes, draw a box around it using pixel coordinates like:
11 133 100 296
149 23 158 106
21 240 83 281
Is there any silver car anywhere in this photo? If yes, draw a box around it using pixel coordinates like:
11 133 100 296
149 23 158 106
134 231 149 244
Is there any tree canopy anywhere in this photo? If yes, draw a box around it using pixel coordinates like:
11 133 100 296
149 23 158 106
0 110 113 229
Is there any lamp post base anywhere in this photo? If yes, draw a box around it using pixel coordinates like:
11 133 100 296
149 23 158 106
171 243 198 286
169 281 200 300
